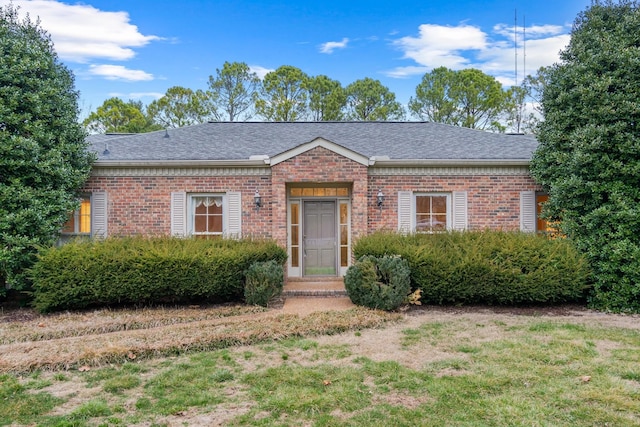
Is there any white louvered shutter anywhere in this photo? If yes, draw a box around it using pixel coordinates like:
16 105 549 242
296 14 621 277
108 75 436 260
397 191 413 234
520 191 536 232
170 192 187 237
226 191 242 239
91 191 108 239
452 191 468 231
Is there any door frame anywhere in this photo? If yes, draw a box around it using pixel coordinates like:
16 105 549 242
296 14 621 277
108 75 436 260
287 185 351 278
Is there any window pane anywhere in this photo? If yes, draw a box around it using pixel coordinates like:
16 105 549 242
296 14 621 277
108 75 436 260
195 201 207 215
291 203 299 225
208 215 223 233
337 188 349 197
340 203 348 224
208 201 222 215
302 188 314 196
291 224 299 243
194 215 206 233
341 247 348 267
433 215 447 230
340 225 348 245
432 196 447 213
291 247 299 267
416 196 431 214
79 199 91 233
290 188 302 197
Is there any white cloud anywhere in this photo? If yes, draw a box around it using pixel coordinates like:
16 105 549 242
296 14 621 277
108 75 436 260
89 65 154 81
3 0 159 62
319 37 349 54
249 65 275 79
394 24 487 69
390 22 571 85
129 92 165 99
382 65 429 78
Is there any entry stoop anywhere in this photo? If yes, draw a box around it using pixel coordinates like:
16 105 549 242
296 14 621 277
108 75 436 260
283 277 347 297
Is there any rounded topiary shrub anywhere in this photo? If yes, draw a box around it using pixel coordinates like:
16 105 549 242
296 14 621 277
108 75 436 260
345 255 411 311
244 260 284 307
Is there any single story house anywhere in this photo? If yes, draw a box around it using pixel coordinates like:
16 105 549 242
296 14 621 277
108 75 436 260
70 121 544 278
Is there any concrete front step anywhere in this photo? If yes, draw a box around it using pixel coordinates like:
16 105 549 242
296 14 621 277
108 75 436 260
282 279 347 297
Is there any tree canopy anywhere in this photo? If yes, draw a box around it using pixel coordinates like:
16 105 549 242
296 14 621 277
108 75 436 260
83 97 161 134
531 0 640 312
147 86 211 128
255 65 310 121
409 67 508 131
345 78 405 121
207 61 260 121
0 4 94 290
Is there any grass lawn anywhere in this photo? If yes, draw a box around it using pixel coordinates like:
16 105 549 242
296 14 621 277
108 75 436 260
1 304 639 426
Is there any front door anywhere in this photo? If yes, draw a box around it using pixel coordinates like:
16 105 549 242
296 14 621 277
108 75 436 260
303 201 337 276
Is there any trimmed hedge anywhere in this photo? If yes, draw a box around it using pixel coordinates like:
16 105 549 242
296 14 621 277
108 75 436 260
31 237 287 312
353 231 591 305
345 255 411 311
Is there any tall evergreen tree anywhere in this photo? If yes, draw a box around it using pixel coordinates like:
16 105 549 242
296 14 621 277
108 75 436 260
0 4 94 290
531 0 640 312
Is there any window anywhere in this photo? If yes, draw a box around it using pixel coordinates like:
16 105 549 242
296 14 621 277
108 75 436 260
61 196 92 235
398 191 467 233
415 194 450 232
190 195 223 239
171 192 242 238
59 192 108 242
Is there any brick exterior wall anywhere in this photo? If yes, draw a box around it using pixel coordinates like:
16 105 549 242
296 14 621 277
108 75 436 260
83 174 273 238
368 173 542 233
82 147 542 250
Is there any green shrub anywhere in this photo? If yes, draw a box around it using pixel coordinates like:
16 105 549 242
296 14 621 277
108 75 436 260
244 260 284 307
345 255 411 311
30 237 287 312
353 231 591 306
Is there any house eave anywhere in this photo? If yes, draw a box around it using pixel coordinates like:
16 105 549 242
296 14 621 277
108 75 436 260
93 159 269 168
370 158 531 168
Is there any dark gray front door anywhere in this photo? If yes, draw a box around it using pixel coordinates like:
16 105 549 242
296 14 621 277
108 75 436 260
303 201 337 276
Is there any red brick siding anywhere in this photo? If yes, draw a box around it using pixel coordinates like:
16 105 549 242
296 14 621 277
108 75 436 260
82 151 540 241
83 174 272 237
368 174 542 232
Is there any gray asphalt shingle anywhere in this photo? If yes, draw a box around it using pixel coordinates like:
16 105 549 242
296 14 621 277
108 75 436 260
87 121 538 162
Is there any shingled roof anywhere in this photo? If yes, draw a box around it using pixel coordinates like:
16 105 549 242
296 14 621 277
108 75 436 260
88 121 538 165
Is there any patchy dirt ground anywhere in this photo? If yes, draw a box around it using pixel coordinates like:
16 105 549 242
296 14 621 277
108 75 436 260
2 301 640 426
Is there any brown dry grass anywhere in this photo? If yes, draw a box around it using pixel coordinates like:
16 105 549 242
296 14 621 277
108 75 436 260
0 305 400 373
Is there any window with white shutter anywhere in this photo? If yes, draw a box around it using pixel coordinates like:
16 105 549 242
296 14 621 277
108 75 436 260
171 192 242 239
398 191 468 233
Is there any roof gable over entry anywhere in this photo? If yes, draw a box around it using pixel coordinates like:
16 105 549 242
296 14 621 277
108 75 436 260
269 137 371 166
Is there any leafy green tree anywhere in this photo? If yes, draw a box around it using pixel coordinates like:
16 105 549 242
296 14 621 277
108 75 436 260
0 4 94 291
83 97 161 134
408 67 458 124
307 75 346 121
345 78 404 121
207 61 260 121
530 0 640 312
148 86 211 128
409 67 508 131
504 66 552 134
255 65 310 121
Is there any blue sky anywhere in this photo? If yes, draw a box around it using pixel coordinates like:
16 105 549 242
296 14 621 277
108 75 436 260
4 0 593 119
